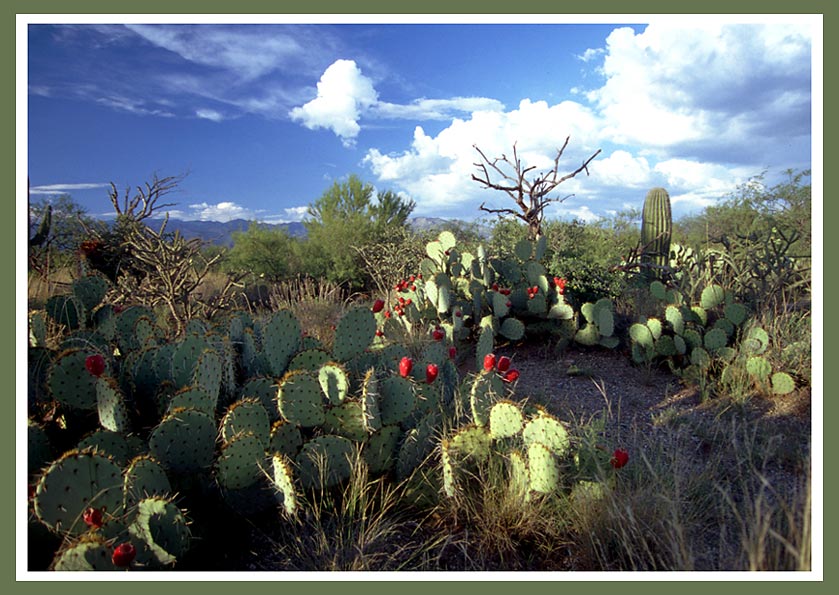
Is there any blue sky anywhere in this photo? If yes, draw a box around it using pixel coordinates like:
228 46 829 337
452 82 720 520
24 16 818 225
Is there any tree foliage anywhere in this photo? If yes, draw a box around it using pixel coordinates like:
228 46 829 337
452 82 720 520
304 175 415 288
224 223 302 282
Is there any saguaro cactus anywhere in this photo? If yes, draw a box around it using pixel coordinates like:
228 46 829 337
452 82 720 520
640 187 672 280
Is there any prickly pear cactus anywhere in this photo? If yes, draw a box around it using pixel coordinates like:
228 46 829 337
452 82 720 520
149 407 216 473
33 449 124 536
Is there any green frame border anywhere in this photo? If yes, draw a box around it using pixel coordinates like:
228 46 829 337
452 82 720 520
8 1 828 591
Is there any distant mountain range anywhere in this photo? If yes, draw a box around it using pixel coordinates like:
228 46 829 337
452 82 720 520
151 216 460 246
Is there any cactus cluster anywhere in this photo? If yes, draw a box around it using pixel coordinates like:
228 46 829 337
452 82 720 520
628 280 795 396
28 285 469 570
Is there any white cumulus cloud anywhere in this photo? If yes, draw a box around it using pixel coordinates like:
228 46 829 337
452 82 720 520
289 59 378 146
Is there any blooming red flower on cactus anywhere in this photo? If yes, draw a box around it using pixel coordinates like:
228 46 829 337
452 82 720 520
502 369 520 383
112 542 136 567
399 357 413 378
372 299 385 313
83 506 104 529
610 448 629 469
85 354 105 377
483 353 496 371
496 356 511 373
426 363 439 384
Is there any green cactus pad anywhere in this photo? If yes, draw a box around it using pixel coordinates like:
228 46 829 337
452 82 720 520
489 401 525 440
574 322 600 346
70 275 109 314
96 376 130 433
771 372 796 395
724 303 748 326
499 317 525 341
322 401 368 442
48 348 100 410
262 309 303 376
170 334 209 389
216 432 266 491
221 398 271 446
665 305 684 335
507 449 530 501
746 356 772 381
287 348 331 372
704 328 728 352
363 425 402 475
547 301 574 320
475 325 495 371
690 347 711 369
77 429 141 467
379 375 417 426
514 238 533 261
646 318 662 340
193 348 223 402
268 420 304 458
742 326 770 355
361 369 382 433
52 536 117 570
470 370 504 427
683 328 703 350
123 455 173 514
593 298 615 337
277 371 326 428
629 323 654 348
33 450 124 536
673 334 687 355
448 425 492 464
318 362 350 405
397 413 438 481
240 376 280 421
527 442 560 494
114 305 156 353
295 435 356 491
271 454 298 517
522 413 570 457
332 306 376 362
649 280 667 300
46 294 84 331
714 317 735 337
700 284 726 310
167 386 216 416
149 408 216 473
690 306 708 326
128 496 191 568
655 335 678 357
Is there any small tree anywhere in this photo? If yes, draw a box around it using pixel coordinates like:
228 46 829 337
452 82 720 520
304 175 415 289
472 138 601 240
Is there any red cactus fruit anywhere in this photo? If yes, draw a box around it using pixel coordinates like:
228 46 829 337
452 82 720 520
83 506 104 529
426 363 439 384
496 356 511 373
111 542 136 567
372 299 385 313
611 448 629 469
448 346 457 360
502 369 520 383
399 357 413 378
85 354 105 377
483 353 496 371
432 328 445 342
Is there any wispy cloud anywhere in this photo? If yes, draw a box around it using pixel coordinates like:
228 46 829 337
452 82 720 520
372 97 505 120
29 183 111 195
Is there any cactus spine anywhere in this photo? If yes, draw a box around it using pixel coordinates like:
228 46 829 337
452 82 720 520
640 187 672 280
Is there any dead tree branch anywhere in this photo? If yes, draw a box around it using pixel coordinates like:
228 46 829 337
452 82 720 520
472 139 601 239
